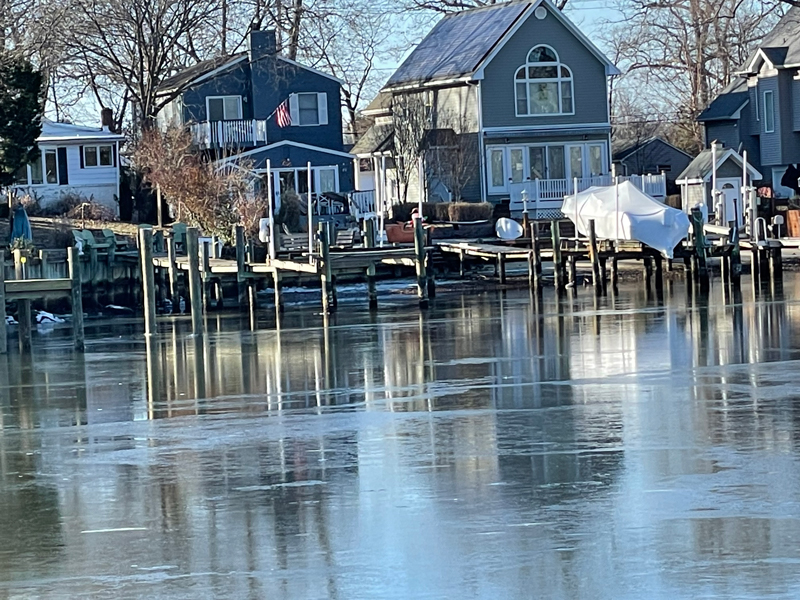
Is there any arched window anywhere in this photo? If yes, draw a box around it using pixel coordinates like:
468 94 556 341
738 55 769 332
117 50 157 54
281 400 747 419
515 45 574 116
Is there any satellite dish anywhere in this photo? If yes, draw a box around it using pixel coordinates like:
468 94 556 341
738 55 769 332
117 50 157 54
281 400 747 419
495 217 523 240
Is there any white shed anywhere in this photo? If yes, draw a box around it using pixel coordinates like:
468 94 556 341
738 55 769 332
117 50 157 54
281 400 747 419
676 146 762 226
11 120 125 215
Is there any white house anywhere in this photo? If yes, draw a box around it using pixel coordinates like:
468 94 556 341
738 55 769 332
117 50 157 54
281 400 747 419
12 119 125 214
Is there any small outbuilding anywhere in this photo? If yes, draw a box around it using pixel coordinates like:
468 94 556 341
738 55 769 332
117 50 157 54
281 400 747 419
676 146 762 226
613 137 693 192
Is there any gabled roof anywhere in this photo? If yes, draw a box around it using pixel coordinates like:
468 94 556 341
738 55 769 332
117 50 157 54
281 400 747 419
351 124 394 156
384 0 617 90
38 119 125 143
161 54 247 92
676 147 762 183
613 137 693 161
698 78 749 122
362 92 392 117
740 8 800 73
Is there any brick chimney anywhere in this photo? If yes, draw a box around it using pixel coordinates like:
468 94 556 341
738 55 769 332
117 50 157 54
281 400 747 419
248 28 277 61
101 107 114 132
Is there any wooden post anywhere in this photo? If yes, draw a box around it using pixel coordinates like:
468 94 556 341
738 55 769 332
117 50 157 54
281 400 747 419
186 227 203 335
68 247 85 352
273 270 283 312
690 208 708 284
319 222 333 313
532 223 542 280
654 254 664 297
770 245 783 283
643 255 654 291
551 221 564 292
13 250 31 352
138 227 157 336
248 279 258 324
610 254 619 289
497 253 506 284
200 241 211 312
364 219 378 309
566 254 576 288
167 235 178 311
235 224 247 309
522 212 531 245
413 216 428 307
730 226 742 285
156 184 163 229
0 250 6 354
588 219 602 295
426 250 436 299
39 249 50 280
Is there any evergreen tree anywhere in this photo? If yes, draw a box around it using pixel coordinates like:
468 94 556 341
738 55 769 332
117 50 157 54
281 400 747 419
0 55 44 187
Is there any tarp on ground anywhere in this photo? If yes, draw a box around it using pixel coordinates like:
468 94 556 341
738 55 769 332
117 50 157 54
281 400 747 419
561 181 691 258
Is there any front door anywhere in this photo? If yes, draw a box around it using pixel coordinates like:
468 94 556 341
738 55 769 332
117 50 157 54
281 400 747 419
718 178 742 227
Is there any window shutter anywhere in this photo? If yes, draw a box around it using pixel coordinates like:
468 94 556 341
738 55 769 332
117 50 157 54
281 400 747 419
79 146 84 168
57 147 68 185
317 93 328 125
289 93 299 125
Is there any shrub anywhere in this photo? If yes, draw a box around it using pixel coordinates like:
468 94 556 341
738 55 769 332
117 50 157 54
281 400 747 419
65 200 118 222
389 202 439 223
277 191 302 232
42 192 83 217
448 202 493 222
433 202 450 223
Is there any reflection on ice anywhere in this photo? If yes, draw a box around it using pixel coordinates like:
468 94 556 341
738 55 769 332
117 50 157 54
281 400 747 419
3 276 800 597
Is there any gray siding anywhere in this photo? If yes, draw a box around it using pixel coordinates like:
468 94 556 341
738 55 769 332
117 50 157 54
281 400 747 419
432 85 479 133
705 121 740 151
748 81 760 136
481 4 608 129
780 71 800 163
759 76 782 166
793 78 800 131
717 158 744 178
617 140 692 180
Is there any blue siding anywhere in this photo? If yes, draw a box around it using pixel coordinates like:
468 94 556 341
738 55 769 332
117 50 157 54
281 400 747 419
176 55 345 153
759 76 782 166
241 145 354 191
481 4 609 129
182 63 253 122
706 121 740 150
250 58 343 152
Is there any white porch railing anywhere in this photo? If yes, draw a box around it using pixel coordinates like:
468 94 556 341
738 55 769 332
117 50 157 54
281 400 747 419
190 119 268 148
348 189 377 219
508 173 667 218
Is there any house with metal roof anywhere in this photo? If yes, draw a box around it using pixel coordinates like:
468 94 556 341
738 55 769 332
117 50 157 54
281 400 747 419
354 0 667 218
698 8 800 198
157 28 353 209
11 117 125 213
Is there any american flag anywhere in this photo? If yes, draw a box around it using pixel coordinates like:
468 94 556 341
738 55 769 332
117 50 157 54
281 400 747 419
276 99 292 128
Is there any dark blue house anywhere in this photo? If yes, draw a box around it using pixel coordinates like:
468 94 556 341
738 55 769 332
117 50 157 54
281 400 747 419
158 29 354 204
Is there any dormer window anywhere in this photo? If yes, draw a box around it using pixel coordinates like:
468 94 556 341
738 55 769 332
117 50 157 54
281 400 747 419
515 45 574 116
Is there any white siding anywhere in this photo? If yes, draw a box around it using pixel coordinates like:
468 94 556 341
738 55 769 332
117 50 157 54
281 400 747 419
68 145 118 186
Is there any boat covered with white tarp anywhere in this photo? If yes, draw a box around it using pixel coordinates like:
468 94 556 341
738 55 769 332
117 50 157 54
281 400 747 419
561 181 691 258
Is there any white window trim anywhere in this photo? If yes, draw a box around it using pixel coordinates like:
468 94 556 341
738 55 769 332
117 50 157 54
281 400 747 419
514 44 575 118
83 144 114 168
763 90 775 133
291 92 329 127
485 141 610 194
15 148 59 186
205 95 243 121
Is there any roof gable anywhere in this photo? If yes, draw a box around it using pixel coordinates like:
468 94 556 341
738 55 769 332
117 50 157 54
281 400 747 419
161 54 247 92
740 8 800 74
614 137 693 161
676 147 762 183
385 0 618 90
38 119 125 143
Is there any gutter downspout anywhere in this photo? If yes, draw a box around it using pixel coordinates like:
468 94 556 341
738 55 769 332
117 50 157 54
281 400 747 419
468 80 486 203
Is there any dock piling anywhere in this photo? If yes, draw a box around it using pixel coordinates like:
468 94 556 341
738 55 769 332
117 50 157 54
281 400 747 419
319 223 335 313
186 227 203 336
13 250 31 352
413 216 429 307
235 224 247 309
68 247 85 352
138 227 157 336
201 241 211 312
0 251 6 354
167 235 179 312
364 219 378 309
551 221 564 292
588 219 602 295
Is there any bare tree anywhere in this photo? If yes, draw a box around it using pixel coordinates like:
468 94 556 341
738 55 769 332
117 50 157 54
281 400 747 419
608 0 782 152
424 110 477 202
406 0 568 13
131 126 256 240
391 93 430 202
61 0 222 130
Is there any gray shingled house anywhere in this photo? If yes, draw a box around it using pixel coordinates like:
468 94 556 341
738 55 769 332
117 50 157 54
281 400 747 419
697 9 800 198
352 0 675 218
612 137 693 193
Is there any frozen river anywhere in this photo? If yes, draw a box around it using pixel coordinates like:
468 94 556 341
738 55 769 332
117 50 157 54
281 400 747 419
3 276 800 599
